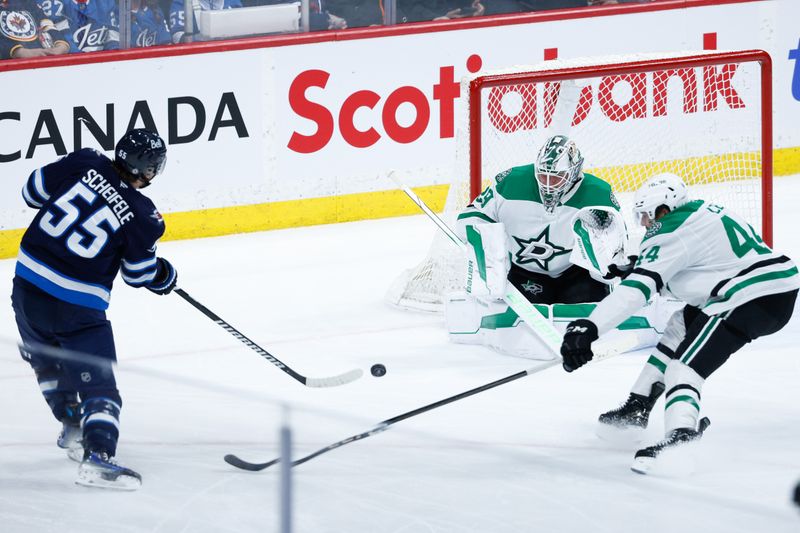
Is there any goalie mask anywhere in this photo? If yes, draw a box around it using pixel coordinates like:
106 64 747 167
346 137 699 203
633 173 689 226
535 135 585 213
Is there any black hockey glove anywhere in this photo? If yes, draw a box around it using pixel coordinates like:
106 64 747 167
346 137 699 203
147 257 177 295
560 319 598 373
604 255 637 280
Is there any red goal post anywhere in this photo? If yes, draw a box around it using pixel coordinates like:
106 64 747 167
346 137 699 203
387 50 773 313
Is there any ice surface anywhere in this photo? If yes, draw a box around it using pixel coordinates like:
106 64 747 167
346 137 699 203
0 178 798 533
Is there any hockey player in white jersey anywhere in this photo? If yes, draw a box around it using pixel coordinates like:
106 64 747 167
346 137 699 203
446 135 654 360
559 173 799 474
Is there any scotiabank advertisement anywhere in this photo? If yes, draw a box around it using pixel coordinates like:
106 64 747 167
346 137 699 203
0 0 798 249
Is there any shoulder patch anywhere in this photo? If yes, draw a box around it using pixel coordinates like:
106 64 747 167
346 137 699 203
495 169 511 183
150 209 164 224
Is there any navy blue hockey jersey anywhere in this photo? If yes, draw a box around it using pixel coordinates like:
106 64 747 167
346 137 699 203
16 149 165 310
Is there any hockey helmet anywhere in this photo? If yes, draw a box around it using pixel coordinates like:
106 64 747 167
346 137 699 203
633 173 689 226
115 129 167 187
535 135 584 213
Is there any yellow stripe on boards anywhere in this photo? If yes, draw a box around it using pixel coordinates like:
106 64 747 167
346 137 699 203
0 145 798 260
0 185 449 259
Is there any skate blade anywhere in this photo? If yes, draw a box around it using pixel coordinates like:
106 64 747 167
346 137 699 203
66 445 84 463
630 456 653 475
596 422 645 447
630 441 700 477
75 469 142 491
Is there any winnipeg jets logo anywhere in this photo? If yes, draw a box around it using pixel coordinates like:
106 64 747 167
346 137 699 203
513 226 570 270
0 11 37 41
521 281 543 295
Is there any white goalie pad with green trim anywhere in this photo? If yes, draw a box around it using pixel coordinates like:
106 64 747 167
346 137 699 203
445 291 681 360
464 222 510 298
570 206 630 280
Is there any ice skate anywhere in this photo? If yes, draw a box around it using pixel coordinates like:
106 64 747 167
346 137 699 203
596 382 664 443
57 403 83 462
631 417 710 475
76 451 142 491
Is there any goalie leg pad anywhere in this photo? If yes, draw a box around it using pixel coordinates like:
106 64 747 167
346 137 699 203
464 223 510 298
445 292 556 360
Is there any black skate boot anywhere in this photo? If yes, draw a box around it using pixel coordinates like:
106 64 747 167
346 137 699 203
76 450 142 491
57 402 83 462
599 382 665 429
631 417 711 475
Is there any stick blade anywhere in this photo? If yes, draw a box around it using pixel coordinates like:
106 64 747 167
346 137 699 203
224 454 276 472
304 368 363 388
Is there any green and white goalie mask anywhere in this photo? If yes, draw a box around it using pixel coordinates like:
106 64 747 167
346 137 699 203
570 206 630 280
535 135 585 213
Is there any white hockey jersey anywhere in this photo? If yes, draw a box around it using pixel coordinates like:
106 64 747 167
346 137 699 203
591 199 799 335
456 164 620 278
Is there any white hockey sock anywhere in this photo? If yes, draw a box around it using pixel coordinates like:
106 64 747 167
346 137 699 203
630 349 670 397
663 360 705 434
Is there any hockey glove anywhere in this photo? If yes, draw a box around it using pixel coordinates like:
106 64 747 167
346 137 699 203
146 258 177 295
604 256 637 280
560 319 598 373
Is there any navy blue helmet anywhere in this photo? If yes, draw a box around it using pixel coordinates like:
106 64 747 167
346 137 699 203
114 129 167 185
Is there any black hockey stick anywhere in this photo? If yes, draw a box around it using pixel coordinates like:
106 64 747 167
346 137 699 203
174 288 362 388
224 359 561 471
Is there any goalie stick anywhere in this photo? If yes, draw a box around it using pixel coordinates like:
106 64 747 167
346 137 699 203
389 173 562 356
175 288 363 388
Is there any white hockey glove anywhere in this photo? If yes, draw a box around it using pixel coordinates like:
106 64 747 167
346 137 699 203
570 207 630 281
464 222 510 298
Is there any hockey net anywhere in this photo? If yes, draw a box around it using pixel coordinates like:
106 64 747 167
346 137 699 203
386 50 773 312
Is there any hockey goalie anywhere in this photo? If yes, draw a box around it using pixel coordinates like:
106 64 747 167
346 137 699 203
445 135 674 360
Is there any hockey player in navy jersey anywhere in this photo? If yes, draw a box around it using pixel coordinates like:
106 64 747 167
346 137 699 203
12 129 177 490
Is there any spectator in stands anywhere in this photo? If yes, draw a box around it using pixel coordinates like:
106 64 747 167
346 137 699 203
398 0 484 23
61 0 120 52
325 0 381 28
131 0 171 47
34 0 79 51
1 0 71 58
169 0 242 43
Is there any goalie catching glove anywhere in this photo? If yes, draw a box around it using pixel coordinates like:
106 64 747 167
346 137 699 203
570 207 631 281
560 319 598 372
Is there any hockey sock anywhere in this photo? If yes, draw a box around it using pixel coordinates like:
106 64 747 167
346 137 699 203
663 361 705 434
81 396 122 456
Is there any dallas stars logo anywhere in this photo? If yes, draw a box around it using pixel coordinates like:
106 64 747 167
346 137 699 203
521 280 543 295
513 226 570 270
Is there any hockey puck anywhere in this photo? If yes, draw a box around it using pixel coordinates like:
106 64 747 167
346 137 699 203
370 364 387 377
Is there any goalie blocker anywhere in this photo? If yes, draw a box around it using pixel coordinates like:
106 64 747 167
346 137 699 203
447 211 674 359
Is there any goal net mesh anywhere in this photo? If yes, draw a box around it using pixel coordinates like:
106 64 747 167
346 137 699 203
386 51 768 312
